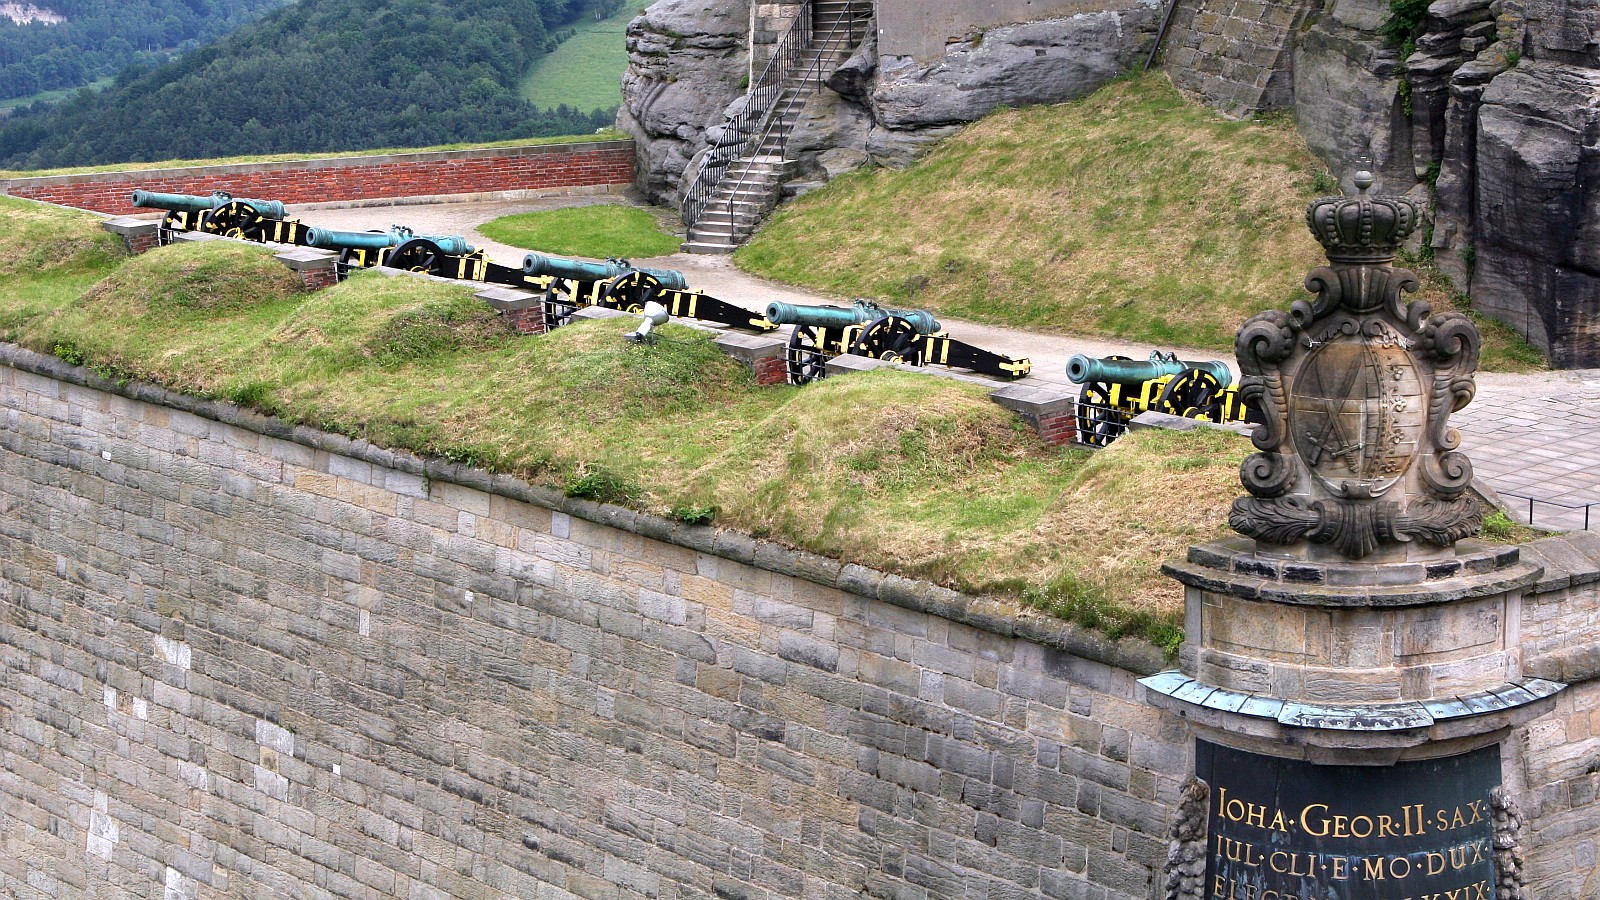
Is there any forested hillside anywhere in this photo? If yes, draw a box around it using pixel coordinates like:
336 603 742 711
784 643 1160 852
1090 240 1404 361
0 0 619 169
0 0 291 101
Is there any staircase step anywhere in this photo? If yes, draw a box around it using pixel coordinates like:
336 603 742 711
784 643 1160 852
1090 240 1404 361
682 240 738 255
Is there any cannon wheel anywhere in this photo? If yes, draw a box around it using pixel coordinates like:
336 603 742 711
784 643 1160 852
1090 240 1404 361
786 325 830 385
385 238 449 276
201 201 267 242
600 271 661 313
1155 367 1225 421
542 280 580 331
158 209 190 245
1076 354 1132 448
849 315 918 363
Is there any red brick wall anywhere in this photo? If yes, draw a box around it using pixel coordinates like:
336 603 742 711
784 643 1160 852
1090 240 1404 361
3 141 634 215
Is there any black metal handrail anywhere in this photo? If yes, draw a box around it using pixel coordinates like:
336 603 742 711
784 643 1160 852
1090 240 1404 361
680 0 813 230
707 0 865 239
1498 491 1596 531
680 1 868 237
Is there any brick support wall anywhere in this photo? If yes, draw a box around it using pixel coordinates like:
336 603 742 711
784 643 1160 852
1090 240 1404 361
2 140 634 216
503 307 548 335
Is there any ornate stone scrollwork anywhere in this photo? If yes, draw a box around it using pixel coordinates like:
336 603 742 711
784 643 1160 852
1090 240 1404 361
1229 172 1482 560
1163 777 1209 900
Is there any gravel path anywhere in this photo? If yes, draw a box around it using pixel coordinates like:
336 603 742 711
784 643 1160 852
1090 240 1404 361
296 195 1600 531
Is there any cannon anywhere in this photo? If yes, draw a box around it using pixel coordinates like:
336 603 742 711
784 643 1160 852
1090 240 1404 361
521 252 688 291
123 187 777 335
1067 351 1250 446
304 225 478 275
528 253 775 334
765 299 1029 384
132 189 303 245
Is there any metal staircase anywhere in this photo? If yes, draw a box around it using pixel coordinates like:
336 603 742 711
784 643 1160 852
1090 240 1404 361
680 0 871 254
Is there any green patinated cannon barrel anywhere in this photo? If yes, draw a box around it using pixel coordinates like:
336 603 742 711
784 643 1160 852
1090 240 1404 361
131 190 286 220
1066 352 1232 387
765 300 941 336
520 252 688 290
304 227 474 256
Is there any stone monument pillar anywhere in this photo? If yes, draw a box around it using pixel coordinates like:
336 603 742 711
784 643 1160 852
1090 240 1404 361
1142 173 1563 900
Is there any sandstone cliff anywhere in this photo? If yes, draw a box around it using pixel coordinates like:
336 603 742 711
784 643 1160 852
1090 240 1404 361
618 0 1162 206
1296 0 1599 366
615 0 751 204
619 0 1600 367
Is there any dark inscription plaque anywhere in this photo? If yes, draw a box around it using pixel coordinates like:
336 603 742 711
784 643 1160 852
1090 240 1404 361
1196 741 1500 900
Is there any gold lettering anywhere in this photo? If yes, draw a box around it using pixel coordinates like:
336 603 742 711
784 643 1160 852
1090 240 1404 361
1363 857 1386 881
1330 856 1348 880
1246 803 1266 829
1378 814 1402 838
1350 815 1374 838
1302 803 1330 837
1426 851 1447 876
1267 807 1288 832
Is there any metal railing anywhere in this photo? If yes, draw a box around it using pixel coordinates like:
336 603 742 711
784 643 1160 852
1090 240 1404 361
1499 491 1596 531
680 1 868 236
680 0 813 231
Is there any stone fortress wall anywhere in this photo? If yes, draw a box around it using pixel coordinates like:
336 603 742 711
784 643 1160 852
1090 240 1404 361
4 341 1600 897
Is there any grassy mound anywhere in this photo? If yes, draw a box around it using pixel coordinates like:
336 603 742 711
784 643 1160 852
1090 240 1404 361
478 205 682 260
2 237 1260 647
0 196 127 346
738 73 1543 371
0 195 125 277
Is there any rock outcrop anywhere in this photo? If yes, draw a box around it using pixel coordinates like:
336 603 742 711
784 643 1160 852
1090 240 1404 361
1292 0 1600 366
618 0 1599 366
1293 0 1415 193
616 0 751 205
618 0 1162 209
1452 44 1600 365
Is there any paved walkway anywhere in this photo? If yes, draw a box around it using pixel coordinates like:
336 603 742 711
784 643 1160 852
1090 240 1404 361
298 195 1600 532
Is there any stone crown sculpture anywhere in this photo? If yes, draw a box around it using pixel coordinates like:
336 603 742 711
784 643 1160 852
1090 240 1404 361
1230 171 1483 560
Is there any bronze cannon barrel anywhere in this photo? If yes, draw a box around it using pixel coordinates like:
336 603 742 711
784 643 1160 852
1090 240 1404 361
1066 352 1232 387
304 227 474 256
520 252 688 290
764 300 941 335
131 189 285 220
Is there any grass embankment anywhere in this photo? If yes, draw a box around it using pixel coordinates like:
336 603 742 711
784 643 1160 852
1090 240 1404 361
737 73 1543 372
0 195 1257 650
519 4 634 113
479 205 681 259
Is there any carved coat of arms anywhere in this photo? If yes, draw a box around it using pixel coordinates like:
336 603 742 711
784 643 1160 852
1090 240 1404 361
1230 173 1482 560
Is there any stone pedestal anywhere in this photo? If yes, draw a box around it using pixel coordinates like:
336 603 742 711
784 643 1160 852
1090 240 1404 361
1143 173 1555 899
1149 537 1560 764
